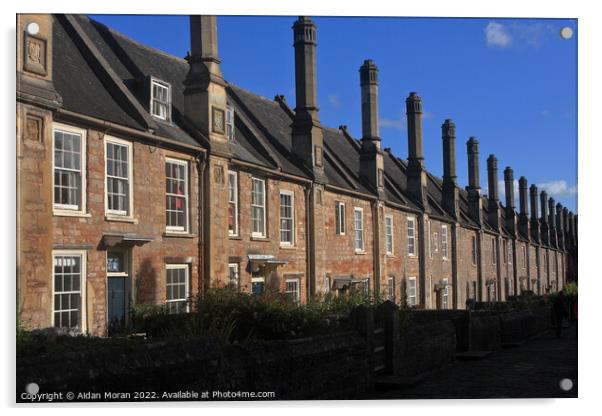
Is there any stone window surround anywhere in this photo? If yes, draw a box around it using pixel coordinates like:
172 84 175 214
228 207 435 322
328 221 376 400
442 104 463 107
165 157 190 234
104 135 134 220
384 214 394 256
354 206 365 253
52 249 87 333
279 190 295 246
52 122 88 217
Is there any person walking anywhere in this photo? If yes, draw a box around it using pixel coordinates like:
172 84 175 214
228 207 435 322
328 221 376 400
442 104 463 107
553 290 568 338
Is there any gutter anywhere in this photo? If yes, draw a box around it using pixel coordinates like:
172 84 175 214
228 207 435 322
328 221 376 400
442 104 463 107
55 108 205 154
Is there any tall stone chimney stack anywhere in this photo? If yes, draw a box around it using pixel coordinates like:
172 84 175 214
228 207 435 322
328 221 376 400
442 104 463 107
518 176 530 239
291 17 325 182
466 137 482 225
359 59 385 198
530 184 541 242
568 212 575 247
504 167 517 235
406 92 428 208
562 207 570 248
556 203 564 250
487 154 501 230
548 197 557 247
441 119 459 219
184 16 230 155
540 191 550 245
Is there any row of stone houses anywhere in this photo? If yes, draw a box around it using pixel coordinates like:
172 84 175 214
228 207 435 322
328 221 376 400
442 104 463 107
16 14 578 335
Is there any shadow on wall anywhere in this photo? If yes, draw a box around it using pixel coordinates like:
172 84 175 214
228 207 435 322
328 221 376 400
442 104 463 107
136 258 158 305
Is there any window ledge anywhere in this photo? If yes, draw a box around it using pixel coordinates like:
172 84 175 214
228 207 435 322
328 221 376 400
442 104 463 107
105 215 138 224
407 255 418 259
250 236 271 242
280 245 297 250
53 211 91 218
386 254 395 258
355 250 367 255
229 235 243 241
163 232 196 239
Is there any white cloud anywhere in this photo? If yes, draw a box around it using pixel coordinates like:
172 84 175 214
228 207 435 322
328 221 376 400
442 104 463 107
328 94 342 109
537 180 577 198
380 116 406 131
494 179 577 201
485 21 512 48
485 20 556 49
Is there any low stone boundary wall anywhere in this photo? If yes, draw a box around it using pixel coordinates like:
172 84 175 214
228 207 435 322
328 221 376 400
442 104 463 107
398 320 456 377
17 331 370 401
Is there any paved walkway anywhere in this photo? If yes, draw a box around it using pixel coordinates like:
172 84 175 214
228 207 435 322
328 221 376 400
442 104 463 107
368 324 578 399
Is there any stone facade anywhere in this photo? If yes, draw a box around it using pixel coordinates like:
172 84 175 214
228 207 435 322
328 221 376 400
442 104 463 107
16 14 577 336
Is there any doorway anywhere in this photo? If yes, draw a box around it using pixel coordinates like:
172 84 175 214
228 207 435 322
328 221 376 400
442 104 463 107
106 249 131 335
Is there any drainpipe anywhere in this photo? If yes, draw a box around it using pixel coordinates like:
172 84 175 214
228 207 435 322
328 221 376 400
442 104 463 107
304 185 314 302
197 155 206 301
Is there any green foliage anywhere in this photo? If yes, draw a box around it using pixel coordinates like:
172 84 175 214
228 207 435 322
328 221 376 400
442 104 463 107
132 287 385 344
564 282 578 300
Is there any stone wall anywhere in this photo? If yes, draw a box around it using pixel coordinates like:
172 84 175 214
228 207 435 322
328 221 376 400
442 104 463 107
17 331 370 401
398 320 456 377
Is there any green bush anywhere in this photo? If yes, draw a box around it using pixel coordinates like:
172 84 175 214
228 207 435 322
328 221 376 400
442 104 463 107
132 287 384 343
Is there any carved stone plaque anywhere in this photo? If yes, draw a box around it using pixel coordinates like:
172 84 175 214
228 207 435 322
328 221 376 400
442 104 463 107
214 164 224 184
23 34 47 76
25 116 43 142
212 107 225 135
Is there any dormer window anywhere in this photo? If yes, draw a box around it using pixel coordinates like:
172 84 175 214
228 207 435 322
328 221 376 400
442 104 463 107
151 79 171 121
226 106 235 141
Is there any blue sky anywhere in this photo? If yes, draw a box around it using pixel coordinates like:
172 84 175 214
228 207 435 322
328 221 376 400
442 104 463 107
89 14 578 212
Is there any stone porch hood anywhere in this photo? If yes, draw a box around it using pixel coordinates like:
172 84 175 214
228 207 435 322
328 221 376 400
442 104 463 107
102 233 154 248
248 254 288 275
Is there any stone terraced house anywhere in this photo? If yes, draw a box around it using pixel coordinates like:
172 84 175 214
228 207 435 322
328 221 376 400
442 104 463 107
16 14 578 336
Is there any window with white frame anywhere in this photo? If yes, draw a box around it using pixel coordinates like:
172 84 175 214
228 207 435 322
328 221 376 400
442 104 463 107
354 207 364 252
165 159 189 232
151 79 171 121
433 232 439 252
442 278 449 309
53 251 85 330
285 278 300 303
387 276 395 301
385 215 394 255
280 191 294 245
105 138 132 216
441 225 449 259
335 201 346 235
228 263 239 288
408 277 417 306
251 177 266 237
228 171 238 236
471 235 477 265
226 106 235 141
407 217 416 256
166 265 189 314
53 125 86 213
508 242 513 265
491 238 497 265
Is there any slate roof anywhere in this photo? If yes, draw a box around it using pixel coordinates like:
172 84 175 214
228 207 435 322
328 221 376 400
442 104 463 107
52 14 528 227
